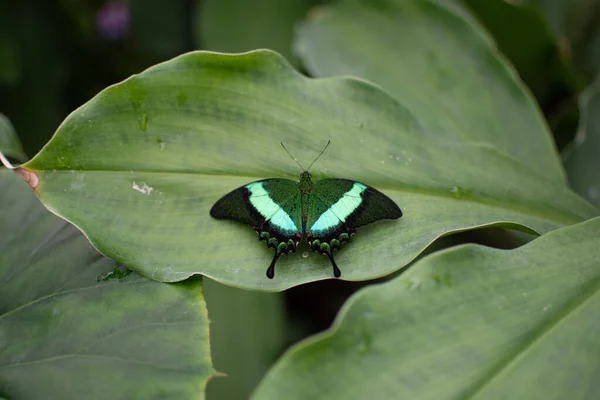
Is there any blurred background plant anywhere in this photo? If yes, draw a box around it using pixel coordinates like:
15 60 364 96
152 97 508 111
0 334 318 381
1 0 599 399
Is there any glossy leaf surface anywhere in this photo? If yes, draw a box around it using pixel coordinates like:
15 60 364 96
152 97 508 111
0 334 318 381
21 50 597 291
295 0 564 179
254 217 600 399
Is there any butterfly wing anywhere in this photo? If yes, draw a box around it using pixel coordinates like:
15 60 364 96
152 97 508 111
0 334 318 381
307 179 402 277
210 178 301 278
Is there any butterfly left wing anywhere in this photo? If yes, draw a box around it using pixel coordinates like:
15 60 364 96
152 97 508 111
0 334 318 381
210 178 301 278
307 179 402 277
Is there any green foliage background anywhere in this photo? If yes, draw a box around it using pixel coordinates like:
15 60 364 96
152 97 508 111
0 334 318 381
1 0 599 399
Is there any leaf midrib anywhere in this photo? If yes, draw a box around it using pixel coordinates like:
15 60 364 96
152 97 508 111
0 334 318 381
0 353 205 373
30 169 588 227
0 279 142 321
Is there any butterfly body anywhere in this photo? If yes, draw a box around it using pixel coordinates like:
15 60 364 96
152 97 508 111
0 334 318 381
210 170 402 279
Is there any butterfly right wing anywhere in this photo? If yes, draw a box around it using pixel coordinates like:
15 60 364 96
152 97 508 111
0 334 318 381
306 178 402 277
210 178 301 278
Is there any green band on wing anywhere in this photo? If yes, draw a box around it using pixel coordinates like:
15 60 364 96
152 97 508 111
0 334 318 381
246 182 298 232
310 182 366 232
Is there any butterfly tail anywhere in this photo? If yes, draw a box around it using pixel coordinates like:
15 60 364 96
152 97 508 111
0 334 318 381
266 252 280 279
327 253 342 278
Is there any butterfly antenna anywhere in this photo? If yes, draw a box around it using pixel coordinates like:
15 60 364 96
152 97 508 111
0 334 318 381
306 140 331 172
281 142 306 171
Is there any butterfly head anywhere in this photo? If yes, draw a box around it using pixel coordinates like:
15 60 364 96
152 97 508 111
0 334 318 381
300 171 312 180
280 140 331 174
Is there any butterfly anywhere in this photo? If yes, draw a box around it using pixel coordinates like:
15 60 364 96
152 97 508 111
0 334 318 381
210 141 402 279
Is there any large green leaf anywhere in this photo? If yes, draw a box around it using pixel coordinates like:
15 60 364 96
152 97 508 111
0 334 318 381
19 50 597 291
0 168 215 399
564 77 600 208
295 0 564 180
254 217 600 399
